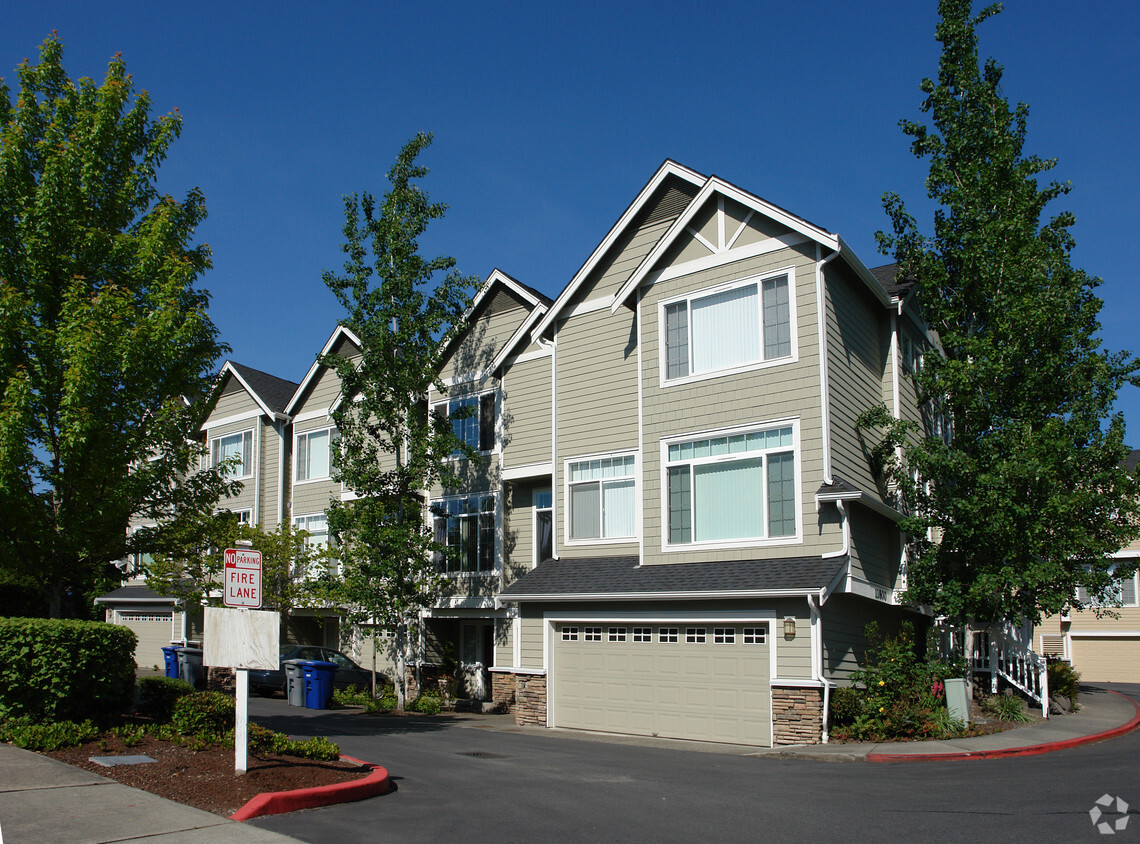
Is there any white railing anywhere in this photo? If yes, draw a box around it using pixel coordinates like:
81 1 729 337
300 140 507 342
939 621 1050 718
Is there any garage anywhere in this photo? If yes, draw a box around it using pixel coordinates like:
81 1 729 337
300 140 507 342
116 610 181 668
553 622 771 746
1070 636 1140 683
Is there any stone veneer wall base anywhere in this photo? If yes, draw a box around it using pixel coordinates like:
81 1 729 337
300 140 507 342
771 687 823 745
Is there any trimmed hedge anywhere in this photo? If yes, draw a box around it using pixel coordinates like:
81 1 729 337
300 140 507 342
171 691 234 739
0 617 136 723
138 676 195 723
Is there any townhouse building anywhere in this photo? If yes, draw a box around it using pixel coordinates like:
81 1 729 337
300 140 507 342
102 159 942 745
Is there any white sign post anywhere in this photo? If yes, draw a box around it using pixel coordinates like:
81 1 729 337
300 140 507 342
208 552 276 773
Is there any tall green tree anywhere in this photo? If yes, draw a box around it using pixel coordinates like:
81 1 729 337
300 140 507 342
862 0 1140 625
0 37 234 617
323 133 476 707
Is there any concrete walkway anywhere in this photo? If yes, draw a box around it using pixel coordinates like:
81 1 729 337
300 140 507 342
747 685 1140 761
0 742 299 843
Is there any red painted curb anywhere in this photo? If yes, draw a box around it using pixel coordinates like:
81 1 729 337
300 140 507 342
866 691 1140 763
230 756 390 821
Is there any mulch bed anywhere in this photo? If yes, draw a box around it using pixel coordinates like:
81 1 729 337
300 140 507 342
46 734 372 817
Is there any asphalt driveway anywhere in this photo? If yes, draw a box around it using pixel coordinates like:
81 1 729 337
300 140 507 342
244 692 1140 843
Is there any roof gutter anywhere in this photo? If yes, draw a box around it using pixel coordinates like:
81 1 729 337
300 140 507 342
498 586 839 604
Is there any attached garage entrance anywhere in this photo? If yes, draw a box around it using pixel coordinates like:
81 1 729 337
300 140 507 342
116 610 181 668
1071 636 1140 683
553 622 771 746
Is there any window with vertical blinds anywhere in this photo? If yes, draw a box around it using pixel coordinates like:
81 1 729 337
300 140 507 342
662 272 793 382
665 425 797 545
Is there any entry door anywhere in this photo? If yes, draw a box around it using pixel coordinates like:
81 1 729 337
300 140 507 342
460 623 491 700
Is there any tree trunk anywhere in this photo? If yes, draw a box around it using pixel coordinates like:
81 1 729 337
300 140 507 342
395 619 407 711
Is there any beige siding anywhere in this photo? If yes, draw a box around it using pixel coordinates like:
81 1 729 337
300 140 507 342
502 354 552 468
849 509 900 587
826 262 889 497
495 617 514 667
258 419 284 528
210 382 260 421
294 364 345 417
291 415 340 521
348 627 399 683
519 611 544 669
439 300 529 385
570 216 676 304
822 595 918 682
503 483 536 585
639 239 839 565
205 415 261 517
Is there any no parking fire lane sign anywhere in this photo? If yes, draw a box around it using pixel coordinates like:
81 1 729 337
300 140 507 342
223 548 262 608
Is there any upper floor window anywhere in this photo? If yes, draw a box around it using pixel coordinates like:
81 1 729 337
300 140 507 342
665 423 797 546
442 393 496 454
211 429 252 478
432 495 495 573
566 454 636 541
662 272 792 383
1077 566 1139 608
296 427 337 482
293 513 329 548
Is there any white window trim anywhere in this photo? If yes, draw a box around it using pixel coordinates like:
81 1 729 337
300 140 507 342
562 451 638 546
657 267 799 389
209 428 254 480
294 425 337 485
431 491 500 576
659 418 803 552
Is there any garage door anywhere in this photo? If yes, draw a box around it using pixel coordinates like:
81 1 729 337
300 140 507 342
118 611 180 668
553 623 771 746
1072 637 1140 683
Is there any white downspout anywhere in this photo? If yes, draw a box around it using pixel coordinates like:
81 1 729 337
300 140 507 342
822 499 850 559
808 593 830 744
277 419 287 528
815 246 840 484
547 332 558 560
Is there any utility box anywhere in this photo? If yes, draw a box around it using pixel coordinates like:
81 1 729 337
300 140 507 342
945 677 971 725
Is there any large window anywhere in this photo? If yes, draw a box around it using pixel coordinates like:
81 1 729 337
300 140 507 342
296 427 336 481
665 424 797 545
1077 566 1139 608
442 393 496 453
210 429 253 478
432 495 495 573
662 273 792 382
566 454 636 541
293 513 329 548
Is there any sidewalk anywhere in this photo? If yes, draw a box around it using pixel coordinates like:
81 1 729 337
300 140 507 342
747 686 1140 762
0 742 300 843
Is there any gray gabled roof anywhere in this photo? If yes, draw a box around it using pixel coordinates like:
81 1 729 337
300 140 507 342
226 362 300 415
869 263 915 299
94 583 179 604
1125 450 1140 473
498 555 848 601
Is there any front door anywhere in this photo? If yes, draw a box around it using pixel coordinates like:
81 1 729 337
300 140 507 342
460 622 491 700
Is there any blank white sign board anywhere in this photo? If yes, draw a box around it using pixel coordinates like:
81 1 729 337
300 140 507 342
203 607 280 670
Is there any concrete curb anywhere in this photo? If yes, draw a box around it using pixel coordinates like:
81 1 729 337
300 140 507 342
866 691 1140 763
229 756 390 821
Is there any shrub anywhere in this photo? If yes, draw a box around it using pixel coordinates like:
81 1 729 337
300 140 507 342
0 618 136 723
171 691 234 739
109 724 148 747
982 693 1033 723
0 718 98 751
838 621 967 742
333 685 374 707
409 689 442 715
828 686 862 726
137 677 195 723
247 723 340 760
1048 660 1081 709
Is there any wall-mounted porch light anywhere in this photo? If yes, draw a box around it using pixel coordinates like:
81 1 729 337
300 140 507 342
783 616 797 640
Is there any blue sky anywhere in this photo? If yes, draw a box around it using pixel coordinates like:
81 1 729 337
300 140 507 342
5 1 1138 440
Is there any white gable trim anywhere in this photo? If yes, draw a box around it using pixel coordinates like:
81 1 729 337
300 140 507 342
611 177 840 314
217 362 283 421
490 301 550 373
284 324 362 416
531 160 705 341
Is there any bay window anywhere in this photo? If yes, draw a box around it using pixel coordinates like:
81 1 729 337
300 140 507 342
566 454 636 541
662 272 792 382
665 423 797 545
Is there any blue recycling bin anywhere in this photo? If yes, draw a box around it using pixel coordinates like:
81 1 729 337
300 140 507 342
301 660 337 710
161 645 183 679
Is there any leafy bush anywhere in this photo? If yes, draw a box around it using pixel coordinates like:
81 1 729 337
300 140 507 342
1048 660 1081 709
247 723 340 760
0 718 98 751
0 618 136 722
981 693 1033 723
409 689 442 715
171 691 234 739
109 724 148 747
831 621 967 742
332 685 374 707
137 677 195 723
